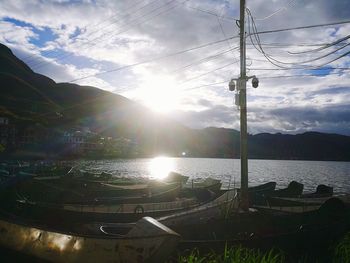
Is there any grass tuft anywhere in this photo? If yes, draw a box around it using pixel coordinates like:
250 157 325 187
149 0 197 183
177 246 284 263
333 233 350 263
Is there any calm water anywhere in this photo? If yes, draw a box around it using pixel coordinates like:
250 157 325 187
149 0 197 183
80 158 350 193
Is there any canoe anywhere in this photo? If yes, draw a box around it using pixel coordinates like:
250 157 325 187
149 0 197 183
0 212 180 263
260 192 350 212
172 198 350 256
247 182 276 193
262 184 343 210
249 181 304 206
163 172 189 185
267 181 304 198
13 195 203 224
11 187 219 224
158 189 238 228
185 178 222 192
15 179 182 204
301 184 333 198
236 182 276 205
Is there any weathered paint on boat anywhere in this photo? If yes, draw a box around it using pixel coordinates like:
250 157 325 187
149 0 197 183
0 216 180 263
13 197 203 223
253 204 321 213
158 189 238 227
63 198 199 213
185 178 222 192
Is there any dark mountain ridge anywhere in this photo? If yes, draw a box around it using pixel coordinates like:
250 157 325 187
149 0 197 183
1 43 349 161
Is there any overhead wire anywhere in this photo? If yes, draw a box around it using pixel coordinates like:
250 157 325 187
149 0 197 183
258 71 350 79
30 0 183 70
246 8 350 69
178 1 236 21
170 46 239 74
248 67 350 71
23 0 157 64
66 34 240 83
178 60 238 85
253 0 298 21
180 69 350 93
251 19 350 36
27 5 350 92
287 34 350 54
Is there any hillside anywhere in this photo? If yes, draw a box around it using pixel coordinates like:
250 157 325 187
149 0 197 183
1 43 350 161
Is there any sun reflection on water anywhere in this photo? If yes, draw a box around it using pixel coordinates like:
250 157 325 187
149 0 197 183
148 156 175 180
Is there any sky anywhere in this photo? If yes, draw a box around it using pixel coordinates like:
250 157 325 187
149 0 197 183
0 0 350 135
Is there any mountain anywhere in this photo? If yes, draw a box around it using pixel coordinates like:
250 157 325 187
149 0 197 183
1 43 350 161
0 43 197 156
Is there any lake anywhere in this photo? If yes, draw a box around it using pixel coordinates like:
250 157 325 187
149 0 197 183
79 158 350 193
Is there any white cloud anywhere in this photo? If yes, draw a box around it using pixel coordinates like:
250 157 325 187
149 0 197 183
0 0 350 134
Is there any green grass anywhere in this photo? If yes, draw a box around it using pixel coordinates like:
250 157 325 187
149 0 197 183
333 232 350 263
177 246 284 263
176 232 350 263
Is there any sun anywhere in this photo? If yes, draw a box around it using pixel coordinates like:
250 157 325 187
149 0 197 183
148 156 175 180
141 75 180 113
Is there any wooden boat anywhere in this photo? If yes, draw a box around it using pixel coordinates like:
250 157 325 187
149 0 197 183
267 181 304 198
10 186 219 224
76 170 113 180
158 189 238 228
301 184 333 198
15 179 182 204
163 172 189 185
13 195 204 224
236 182 276 205
259 192 350 213
261 184 343 211
71 170 189 187
171 198 350 256
250 181 304 206
185 177 222 192
0 212 180 263
247 181 276 193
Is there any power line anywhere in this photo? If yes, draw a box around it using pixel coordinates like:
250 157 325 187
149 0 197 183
252 0 298 21
178 60 239 85
287 34 350 54
247 10 350 69
246 42 350 48
23 0 156 64
67 34 240 83
171 46 239 74
180 80 229 91
252 19 350 35
259 71 350 79
248 67 350 71
179 1 236 21
181 70 350 92
31 0 181 70
216 14 238 59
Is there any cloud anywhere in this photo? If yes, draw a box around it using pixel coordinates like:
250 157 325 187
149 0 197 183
0 0 350 135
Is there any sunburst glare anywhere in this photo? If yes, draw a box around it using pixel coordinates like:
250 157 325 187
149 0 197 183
148 156 175 180
141 75 180 113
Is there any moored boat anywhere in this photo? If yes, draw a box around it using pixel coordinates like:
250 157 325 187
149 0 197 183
237 182 276 205
185 177 222 192
171 198 350 256
158 189 238 227
260 192 350 213
15 178 182 204
0 212 180 263
12 192 214 223
250 181 304 206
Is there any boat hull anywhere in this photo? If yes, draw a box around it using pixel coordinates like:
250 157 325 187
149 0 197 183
0 216 179 263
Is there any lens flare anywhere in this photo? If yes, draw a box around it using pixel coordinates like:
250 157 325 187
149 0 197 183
148 156 175 180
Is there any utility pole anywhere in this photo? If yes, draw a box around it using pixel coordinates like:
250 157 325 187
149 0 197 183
239 0 249 212
228 0 259 211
